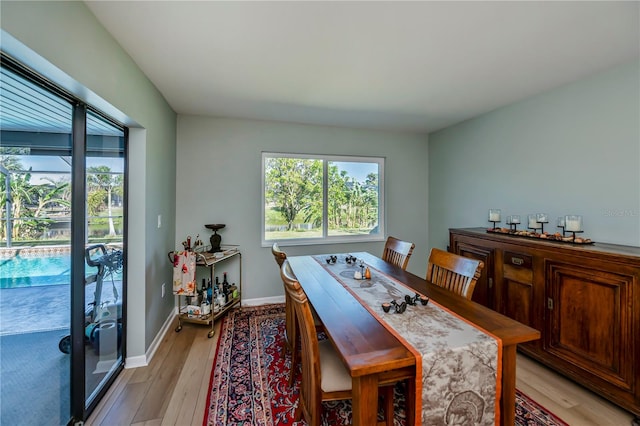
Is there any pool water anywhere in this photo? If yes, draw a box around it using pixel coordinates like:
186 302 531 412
0 255 121 289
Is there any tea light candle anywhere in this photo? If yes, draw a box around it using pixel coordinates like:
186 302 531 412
565 215 583 232
488 209 501 222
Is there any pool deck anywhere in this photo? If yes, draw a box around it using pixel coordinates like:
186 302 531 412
0 281 120 335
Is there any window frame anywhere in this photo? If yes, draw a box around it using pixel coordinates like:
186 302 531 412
261 152 385 246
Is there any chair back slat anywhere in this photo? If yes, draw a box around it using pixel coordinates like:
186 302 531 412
382 236 415 270
426 248 484 300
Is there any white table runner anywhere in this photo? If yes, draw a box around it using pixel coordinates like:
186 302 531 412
314 254 501 426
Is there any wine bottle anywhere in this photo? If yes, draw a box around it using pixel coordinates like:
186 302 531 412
222 272 229 297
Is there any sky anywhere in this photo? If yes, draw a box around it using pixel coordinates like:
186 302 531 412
4 155 123 184
332 161 378 184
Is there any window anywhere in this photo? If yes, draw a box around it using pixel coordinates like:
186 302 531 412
262 153 384 245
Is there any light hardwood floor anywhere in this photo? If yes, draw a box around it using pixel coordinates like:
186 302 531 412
87 317 635 426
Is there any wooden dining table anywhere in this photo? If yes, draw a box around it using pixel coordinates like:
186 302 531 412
287 251 540 426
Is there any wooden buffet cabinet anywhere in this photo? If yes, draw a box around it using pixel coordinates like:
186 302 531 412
449 228 640 420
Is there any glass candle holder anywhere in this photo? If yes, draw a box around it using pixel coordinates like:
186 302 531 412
528 214 542 230
488 209 501 229
536 213 549 223
536 213 548 233
557 217 566 236
565 215 583 232
506 215 518 231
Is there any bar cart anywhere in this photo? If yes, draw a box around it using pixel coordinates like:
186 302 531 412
173 245 242 338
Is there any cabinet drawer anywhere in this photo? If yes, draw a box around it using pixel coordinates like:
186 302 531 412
504 251 532 269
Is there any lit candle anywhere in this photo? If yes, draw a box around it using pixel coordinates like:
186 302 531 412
489 209 501 222
565 215 583 232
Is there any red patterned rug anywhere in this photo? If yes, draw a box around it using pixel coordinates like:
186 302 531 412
203 304 568 426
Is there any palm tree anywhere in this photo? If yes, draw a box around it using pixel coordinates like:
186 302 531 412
33 177 71 218
87 166 122 236
2 169 35 240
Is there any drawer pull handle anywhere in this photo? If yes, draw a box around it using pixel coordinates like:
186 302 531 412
511 257 524 266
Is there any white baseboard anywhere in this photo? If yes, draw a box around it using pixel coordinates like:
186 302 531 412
124 297 283 369
124 306 177 369
242 295 285 306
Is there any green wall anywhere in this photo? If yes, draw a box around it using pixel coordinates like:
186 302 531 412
1 1 178 361
176 116 429 300
429 60 640 250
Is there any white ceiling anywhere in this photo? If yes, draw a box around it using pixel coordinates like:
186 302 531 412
85 1 639 134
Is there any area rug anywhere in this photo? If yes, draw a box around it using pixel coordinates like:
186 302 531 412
203 304 568 426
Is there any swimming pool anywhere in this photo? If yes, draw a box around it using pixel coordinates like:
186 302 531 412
0 255 122 289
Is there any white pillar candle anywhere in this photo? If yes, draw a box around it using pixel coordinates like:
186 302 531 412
489 209 501 222
528 215 539 228
565 215 583 232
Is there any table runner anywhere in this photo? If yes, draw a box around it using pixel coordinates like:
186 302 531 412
314 254 502 426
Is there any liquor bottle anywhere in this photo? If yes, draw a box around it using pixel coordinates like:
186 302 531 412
222 273 229 298
206 279 212 304
216 285 226 307
201 291 210 316
214 276 224 306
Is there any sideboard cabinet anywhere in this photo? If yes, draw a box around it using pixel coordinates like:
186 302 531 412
449 228 640 419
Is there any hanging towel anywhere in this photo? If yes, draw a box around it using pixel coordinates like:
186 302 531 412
172 251 196 295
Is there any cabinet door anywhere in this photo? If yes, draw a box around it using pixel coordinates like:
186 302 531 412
546 260 634 392
454 242 495 309
502 252 537 338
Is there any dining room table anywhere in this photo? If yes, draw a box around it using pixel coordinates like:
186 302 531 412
287 251 540 426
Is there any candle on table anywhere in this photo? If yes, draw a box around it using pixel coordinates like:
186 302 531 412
511 215 521 224
489 209 501 222
528 214 541 229
557 217 565 227
565 215 583 232
536 213 548 223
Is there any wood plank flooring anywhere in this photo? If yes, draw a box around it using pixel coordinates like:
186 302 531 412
86 316 634 426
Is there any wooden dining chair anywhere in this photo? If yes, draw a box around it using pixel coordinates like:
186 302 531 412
271 242 298 386
426 247 484 300
382 236 415 270
280 259 396 426
272 242 323 387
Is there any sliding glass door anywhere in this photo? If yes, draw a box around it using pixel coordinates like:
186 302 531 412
0 62 74 426
84 111 125 409
0 57 126 424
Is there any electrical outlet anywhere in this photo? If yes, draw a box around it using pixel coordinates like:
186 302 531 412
157 214 162 228
162 283 165 298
